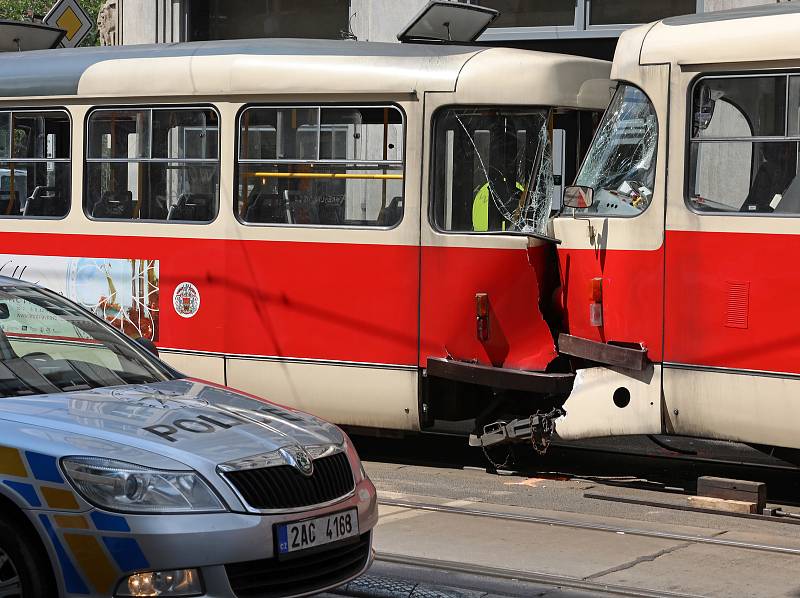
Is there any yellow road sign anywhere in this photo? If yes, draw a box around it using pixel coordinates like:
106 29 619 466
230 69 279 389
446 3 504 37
44 0 93 48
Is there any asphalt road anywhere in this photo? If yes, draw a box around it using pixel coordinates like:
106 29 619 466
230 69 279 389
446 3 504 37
339 434 800 597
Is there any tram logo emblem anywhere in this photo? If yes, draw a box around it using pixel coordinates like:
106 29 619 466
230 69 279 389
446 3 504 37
173 282 201 318
280 446 314 476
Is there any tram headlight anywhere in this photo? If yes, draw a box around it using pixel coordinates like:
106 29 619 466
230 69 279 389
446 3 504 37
62 457 225 513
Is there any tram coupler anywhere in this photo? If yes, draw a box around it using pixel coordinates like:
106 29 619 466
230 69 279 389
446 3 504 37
469 408 564 453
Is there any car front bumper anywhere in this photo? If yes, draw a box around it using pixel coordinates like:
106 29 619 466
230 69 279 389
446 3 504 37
33 475 378 598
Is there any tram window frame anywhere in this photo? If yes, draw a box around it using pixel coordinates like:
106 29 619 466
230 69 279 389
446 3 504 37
234 104 407 230
83 104 221 224
0 108 72 220
687 72 800 217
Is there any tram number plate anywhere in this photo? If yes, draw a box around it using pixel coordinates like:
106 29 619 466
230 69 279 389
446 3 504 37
277 509 359 555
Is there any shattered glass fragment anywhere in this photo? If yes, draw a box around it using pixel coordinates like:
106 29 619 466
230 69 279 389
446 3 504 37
575 85 658 216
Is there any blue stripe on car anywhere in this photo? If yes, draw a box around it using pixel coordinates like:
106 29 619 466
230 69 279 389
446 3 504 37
4 481 42 507
38 515 90 595
91 512 131 532
102 537 150 571
25 452 63 483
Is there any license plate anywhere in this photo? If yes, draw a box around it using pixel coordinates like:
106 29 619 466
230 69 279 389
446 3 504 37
277 508 359 555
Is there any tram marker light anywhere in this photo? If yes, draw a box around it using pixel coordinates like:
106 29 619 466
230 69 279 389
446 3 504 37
590 278 603 303
589 278 603 327
476 293 490 342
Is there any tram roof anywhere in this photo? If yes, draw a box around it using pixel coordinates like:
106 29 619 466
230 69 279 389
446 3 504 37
631 3 800 67
0 37 610 109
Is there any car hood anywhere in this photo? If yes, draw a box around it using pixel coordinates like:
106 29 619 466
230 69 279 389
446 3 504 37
0 379 345 469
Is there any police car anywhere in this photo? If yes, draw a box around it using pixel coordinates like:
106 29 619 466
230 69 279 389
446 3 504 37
0 277 376 597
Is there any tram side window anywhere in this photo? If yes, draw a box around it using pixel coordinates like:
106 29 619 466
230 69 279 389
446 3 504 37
0 110 70 218
85 107 219 222
689 75 800 215
431 106 553 234
237 106 404 227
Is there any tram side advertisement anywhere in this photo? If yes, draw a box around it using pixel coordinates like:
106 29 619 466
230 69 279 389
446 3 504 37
0 254 159 341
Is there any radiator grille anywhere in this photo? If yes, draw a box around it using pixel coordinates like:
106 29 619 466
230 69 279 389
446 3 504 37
226 532 370 598
224 451 355 510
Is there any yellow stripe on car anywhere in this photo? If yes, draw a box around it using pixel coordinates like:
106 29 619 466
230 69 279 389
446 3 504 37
54 515 90 530
0 446 27 477
62 534 118 594
41 487 80 510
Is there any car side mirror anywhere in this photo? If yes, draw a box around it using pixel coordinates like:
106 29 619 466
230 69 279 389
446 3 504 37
563 186 594 209
134 337 159 357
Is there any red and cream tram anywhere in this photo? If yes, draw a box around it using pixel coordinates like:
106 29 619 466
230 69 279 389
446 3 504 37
0 34 611 442
553 3 800 455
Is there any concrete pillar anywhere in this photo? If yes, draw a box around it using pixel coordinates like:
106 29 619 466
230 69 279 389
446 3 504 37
349 0 430 42
119 0 183 45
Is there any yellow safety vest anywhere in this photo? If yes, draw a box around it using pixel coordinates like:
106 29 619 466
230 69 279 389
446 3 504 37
472 181 525 232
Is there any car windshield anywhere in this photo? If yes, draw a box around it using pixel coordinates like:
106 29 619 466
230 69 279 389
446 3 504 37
573 84 658 216
0 284 170 397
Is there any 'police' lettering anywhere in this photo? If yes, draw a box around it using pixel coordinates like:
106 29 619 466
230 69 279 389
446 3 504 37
144 413 247 441
144 424 178 442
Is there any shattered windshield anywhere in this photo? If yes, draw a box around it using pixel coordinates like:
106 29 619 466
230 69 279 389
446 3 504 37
0 285 170 397
431 107 553 234
573 85 658 216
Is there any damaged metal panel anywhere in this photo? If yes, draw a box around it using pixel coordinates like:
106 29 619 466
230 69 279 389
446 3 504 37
419 243 559 371
558 334 648 371
555 365 663 440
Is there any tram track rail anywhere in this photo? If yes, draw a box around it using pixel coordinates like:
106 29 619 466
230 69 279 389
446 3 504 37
377 497 800 558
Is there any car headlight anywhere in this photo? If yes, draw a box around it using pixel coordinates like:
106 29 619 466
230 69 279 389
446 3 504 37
62 457 225 513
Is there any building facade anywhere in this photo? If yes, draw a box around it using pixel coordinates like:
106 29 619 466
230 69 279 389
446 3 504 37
110 0 789 59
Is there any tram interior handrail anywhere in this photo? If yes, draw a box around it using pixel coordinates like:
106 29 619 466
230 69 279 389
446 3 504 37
251 172 403 180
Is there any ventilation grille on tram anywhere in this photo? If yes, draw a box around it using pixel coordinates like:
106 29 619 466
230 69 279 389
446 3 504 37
224 451 355 510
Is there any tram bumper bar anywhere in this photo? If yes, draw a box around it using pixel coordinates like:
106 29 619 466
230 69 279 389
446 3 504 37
558 334 648 371
425 357 574 394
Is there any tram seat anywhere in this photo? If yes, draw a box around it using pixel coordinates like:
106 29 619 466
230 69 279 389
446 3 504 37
377 196 403 226
92 191 133 219
245 191 283 223
24 186 61 217
168 193 213 222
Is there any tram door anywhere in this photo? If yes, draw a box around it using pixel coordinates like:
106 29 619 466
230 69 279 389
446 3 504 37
552 69 669 439
419 100 564 382
662 70 800 448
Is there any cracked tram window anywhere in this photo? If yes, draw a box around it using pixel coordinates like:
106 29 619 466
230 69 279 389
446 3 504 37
573 85 657 217
432 107 553 234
